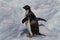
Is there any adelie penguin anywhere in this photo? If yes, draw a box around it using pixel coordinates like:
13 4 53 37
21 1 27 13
22 5 47 38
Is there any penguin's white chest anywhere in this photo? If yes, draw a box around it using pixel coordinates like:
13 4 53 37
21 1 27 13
25 19 33 36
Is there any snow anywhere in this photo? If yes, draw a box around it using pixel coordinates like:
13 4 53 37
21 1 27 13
0 0 60 40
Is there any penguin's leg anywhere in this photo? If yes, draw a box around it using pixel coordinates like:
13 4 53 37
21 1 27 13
37 18 47 22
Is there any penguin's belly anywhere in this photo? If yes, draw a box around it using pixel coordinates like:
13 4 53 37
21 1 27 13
25 20 33 36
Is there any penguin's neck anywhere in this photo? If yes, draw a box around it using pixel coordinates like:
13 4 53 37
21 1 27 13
25 10 29 16
25 9 31 16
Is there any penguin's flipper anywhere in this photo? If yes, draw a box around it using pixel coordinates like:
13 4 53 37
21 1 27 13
22 17 28 23
37 18 47 22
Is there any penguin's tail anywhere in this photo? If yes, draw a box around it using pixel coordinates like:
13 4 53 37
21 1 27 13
36 32 46 36
38 33 46 36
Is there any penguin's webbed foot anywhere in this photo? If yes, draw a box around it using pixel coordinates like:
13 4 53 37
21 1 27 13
27 34 33 38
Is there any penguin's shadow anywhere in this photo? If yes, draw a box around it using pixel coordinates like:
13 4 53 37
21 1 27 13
21 24 45 36
21 28 29 36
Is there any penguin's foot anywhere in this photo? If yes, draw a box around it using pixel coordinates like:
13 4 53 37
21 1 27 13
27 34 33 38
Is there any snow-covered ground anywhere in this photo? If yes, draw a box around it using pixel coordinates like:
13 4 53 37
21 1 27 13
0 0 60 40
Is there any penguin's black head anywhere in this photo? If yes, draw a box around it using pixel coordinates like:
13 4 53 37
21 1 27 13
23 5 31 10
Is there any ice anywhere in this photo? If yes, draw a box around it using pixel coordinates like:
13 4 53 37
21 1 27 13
0 0 60 40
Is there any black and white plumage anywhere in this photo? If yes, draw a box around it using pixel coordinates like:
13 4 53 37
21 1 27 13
22 5 47 38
